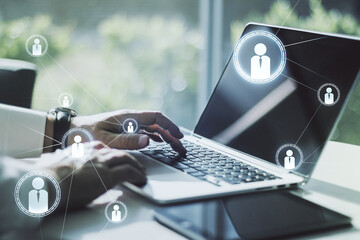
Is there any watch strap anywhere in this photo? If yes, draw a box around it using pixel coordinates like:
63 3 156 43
52 107 77 151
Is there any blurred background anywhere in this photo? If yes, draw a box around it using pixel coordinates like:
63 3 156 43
1 0 360 144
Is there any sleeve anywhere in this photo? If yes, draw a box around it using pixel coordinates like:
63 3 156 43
0 103 47 158
0 156 39 237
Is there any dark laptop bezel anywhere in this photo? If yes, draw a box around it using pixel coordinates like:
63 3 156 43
193 22 360 180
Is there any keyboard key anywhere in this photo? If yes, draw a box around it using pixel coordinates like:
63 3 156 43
146 140 281 185
181 160 193 165
225 164 233 169
222 178 240 184
203 151 215 156
172 163 190 170
156 156 173 164
162 152 175 157
191 153 205 158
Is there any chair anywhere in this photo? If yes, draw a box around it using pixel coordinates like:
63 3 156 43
0 58 37 109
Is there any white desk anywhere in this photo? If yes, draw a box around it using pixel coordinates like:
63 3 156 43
43 141 360 239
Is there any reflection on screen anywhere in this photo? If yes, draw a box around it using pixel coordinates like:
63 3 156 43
195 24 360 176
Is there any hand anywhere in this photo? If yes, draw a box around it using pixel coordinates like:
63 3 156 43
40 142 146 210
70 110 187 154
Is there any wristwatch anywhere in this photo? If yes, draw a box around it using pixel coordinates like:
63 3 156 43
48 107 78 151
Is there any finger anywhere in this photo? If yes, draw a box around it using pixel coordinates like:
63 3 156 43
110 164 147 187
101 132 150 150
143 125 187 154
143 132 163 142
59 164 110 210
118 112 184 139
90 141 108 149
95 149 146 173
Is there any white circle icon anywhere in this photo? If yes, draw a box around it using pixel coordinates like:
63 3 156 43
275 144 304 170
25 34 48 57
105 201 128 223
233 30 286 84
317 83 340 106
61 128 94 160
122 118 139 134
14 171 61 217
58 93 74 108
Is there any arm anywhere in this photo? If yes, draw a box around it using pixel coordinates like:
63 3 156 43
0 103 186 158
0 143 147 237
44 109 187 154
0 156 39 235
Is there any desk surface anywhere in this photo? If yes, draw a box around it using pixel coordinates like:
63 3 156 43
43 141 360 239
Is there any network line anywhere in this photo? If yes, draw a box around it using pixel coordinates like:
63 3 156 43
59 133 124 240
286 58 335 83
275 0 302 36
57 132 125 184
12 51 130 238
281 73 317 92
60 156 77 240
302 142 326 163
95 221 110 240
295 103 322 145
16 121 62 144
45 53 123 126
18 1 327 238
284 36 328 47
15 143 62 156
38 217 44 240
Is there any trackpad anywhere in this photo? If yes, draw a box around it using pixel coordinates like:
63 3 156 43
125 151 213 202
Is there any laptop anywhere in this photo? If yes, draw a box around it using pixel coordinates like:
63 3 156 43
124 23 360 204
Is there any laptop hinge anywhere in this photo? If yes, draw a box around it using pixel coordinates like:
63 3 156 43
192 133 201 139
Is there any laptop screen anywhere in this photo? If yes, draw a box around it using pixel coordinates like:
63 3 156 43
194 23 360 177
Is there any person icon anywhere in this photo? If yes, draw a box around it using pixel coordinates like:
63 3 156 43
62 96 70 107
251 43 271 80
111 205 122 222
32 38 42 56
324 87 334 105
28 177 48 213
127 122 134 133
284 150 296 169
72 135 84 158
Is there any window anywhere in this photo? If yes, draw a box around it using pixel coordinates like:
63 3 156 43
1 0 201 129
2 0 360 144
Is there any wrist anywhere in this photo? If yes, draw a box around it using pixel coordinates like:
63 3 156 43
70 115 95 130
70 116 79 129
47 107 78 152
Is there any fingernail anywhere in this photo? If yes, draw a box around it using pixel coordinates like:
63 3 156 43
138 135 149 147
178 146 187 155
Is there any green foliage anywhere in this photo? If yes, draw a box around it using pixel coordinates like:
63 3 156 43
232 0 360 43
231 0 360 145
95 14 200 127
0 15 72 63
4 1 360 144
31 14 201 129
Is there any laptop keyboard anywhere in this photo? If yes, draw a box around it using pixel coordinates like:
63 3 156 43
140 140 280 186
